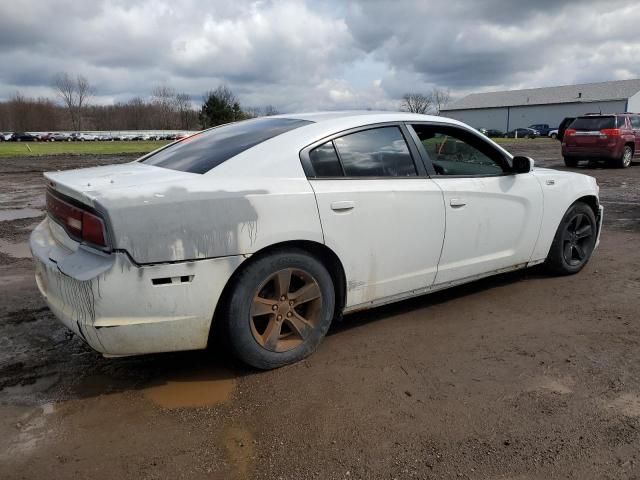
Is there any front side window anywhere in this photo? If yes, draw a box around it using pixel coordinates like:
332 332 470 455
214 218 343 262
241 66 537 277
332 127 417 177
630 116 640 129
411 124 506 176
141 117 312 174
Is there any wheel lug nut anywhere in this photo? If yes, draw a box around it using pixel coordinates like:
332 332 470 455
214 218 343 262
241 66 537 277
280 295 286 301
277 315 282 321
289 300 294 306
272 305 278 311
286 312 292 317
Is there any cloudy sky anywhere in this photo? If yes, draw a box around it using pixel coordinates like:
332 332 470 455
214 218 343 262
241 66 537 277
1 0 639 111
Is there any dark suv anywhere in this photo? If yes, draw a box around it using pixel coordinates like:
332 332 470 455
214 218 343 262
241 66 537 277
562 113 640 168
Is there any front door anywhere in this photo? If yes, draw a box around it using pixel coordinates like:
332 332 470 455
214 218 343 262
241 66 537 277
408 123 543 285
302 125 446 308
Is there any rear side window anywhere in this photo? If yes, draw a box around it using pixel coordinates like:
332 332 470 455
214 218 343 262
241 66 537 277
630 116 640 129
309 142 344 177
141 117 312 174
570 116 616 131
333 127 416 177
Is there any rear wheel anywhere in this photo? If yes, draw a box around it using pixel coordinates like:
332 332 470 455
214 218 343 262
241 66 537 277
545 202 597 275
563 156 578 167
223 250 335 369
613 145 633 168
550 133 558 139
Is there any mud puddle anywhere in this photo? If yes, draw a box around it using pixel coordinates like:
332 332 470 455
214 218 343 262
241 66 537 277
142 369 237 409
0 208 43 222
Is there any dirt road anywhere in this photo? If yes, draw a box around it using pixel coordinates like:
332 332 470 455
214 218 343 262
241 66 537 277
1 140 639 479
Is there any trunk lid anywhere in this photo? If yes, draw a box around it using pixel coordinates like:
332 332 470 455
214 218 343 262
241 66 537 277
44 162 196 206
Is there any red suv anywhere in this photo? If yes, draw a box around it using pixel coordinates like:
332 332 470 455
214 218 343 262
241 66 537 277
562 113 640 168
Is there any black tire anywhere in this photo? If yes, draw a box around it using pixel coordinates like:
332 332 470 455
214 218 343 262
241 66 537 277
223 249 335 369
612 144 633 168
564 156 578 167
545 202 597 275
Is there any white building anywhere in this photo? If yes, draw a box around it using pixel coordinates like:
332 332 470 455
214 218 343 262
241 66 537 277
441 78 640 131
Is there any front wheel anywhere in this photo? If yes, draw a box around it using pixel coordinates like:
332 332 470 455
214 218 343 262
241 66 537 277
223 250 335 369
545 202 597 275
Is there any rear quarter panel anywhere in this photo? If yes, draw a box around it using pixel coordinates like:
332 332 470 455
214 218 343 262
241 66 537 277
96 176 323 264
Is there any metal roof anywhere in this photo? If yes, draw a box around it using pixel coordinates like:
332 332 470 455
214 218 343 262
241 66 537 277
442 78 640 111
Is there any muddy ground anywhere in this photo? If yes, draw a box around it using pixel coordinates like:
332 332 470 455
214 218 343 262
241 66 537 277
1 140 639 479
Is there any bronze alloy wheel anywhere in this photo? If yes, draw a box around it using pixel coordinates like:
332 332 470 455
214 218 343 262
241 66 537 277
250 268 322 352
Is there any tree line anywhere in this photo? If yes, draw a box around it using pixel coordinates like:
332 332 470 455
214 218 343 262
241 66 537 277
0 71 450 132
0 73 279 132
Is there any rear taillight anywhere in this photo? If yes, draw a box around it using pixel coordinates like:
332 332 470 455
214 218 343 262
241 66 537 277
46 191 107 248
564 128 576 137
600 128 621 137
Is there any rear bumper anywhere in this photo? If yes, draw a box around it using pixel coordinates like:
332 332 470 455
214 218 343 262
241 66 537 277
562 144 622 159
30 218 244 356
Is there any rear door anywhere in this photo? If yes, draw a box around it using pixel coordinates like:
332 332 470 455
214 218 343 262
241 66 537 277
301 124 446 308
407 123 543 284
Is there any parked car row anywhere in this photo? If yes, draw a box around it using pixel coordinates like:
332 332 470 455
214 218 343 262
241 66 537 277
0 131 191 142
476 124 561 139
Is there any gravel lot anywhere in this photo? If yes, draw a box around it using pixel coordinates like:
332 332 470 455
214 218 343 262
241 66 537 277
1 139 639 479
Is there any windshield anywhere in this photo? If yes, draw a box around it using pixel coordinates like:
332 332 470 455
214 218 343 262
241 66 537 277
141 117 312 174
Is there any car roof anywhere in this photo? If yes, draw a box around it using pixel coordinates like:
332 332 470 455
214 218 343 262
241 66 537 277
268 110 462 125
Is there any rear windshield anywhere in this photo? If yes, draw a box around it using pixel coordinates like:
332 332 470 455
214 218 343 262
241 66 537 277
141 117 312 174
570 116 616 131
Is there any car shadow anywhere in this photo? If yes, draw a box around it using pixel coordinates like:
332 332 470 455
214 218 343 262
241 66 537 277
329 266 545 336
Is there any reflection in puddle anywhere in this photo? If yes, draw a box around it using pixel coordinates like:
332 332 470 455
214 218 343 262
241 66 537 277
0 208 43 222
0 239 31 258
142 369 236 409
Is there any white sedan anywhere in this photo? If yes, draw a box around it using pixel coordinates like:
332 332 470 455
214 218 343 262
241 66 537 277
30 112 602 369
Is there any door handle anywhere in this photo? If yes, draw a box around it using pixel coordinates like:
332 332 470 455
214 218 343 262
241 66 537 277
449 198 466 208
330 200 355 212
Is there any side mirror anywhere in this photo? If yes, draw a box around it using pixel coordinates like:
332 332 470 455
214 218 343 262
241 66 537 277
512 156 534 174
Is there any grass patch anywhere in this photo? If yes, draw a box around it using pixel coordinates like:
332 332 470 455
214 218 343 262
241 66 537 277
0 140 171 158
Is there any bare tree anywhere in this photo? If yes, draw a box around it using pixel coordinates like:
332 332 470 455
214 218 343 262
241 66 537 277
52 72 93 130
175 92 195 129
151 85 178 129
431 87 450 115
263 105 279 116
401 93 433 114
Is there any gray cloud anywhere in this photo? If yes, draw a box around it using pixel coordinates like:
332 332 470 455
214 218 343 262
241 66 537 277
0 0 639 111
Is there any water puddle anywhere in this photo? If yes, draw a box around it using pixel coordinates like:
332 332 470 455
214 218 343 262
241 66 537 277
0 208 43 222
142 369 236 409
0 239 31 258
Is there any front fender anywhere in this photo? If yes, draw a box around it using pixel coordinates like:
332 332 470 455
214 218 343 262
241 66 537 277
530 169 599 261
